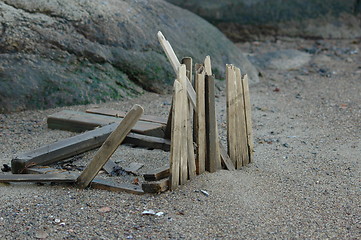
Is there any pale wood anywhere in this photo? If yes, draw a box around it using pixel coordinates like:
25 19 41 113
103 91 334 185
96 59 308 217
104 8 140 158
226 64 238 167
178 65 188 184
11 124 169 174
242 74 254 163
0 173 77 183
91 178 144 195
143 166 169 181
205 75 221 172
157 31 196 109
235 67 250 168
169 81 183 190
194 67 206 174
204 55 212 75
48 110 165 137
182 57 196 179
219 143 236 171
86 108 167 125
76 105 144 188
142 178 169 193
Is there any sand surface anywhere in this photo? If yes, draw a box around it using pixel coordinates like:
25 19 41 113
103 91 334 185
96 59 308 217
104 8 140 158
0 39 360 239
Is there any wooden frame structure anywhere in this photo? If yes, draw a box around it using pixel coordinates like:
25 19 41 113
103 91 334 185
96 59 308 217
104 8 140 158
0 31 254 194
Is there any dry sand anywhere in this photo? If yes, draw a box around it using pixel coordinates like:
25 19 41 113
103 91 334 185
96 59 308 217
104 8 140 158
0 39 360 239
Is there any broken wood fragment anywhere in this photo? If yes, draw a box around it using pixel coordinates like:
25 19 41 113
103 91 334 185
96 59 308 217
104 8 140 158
0 173 77 183
142 178 169 193
143 166 169 181
91 178 144 195
77 105 144 189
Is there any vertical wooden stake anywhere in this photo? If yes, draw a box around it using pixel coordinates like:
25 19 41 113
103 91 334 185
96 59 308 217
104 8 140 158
205 75 221 172
182 57 196 179
242 74 254 163
178 65 189 184
194 66 206 174
169 81 183 190
226 64 238 167
76 105 144 189
235 67 249 168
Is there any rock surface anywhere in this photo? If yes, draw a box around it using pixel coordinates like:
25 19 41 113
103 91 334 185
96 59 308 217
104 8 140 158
166 0 361 41
0 0 259 113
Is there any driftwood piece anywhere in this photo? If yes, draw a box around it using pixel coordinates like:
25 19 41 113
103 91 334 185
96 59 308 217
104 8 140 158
91 178 144 195
0 173 77 183
77 105 144 189
142 178 169 193
143 166 170 181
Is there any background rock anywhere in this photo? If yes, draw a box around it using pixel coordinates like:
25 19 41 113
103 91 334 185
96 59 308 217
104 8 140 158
0 0 259 113
166 0 361 41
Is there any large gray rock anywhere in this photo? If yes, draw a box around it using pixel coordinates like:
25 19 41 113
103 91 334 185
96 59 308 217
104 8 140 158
0 0 259 113
166 0 361 41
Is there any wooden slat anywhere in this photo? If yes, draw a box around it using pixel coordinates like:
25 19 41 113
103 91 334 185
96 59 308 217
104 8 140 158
86 108 167 125
157 31 197 109
47 110 165 137
194 67 206 175
124 162 144 174
142 178 169 193
219 143 236 171
205 75 221 172
11 123 118 174
182 57 196 180
76 105 144 188
91 178 144 195
204 55 212 76
143 166 170 181
242 74 254 163
123 132 170 151
0 173 77 183
226 64 238 167
235 67 250 168
169 81 183 190
11 124 169 174
178 65 189 185
103 160 120 175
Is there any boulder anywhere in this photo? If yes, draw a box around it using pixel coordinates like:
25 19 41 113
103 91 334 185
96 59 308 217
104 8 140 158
0 0 259 113
166 0 361 41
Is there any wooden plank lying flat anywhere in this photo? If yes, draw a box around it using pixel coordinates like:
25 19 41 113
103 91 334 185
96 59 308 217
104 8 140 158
103 160 120 175
91 178 144 195
123 132 170 151
142 178 169 193
11 124 169 174
47 110 165 137
169 81 183 190
24 166 71 175
86 108 167 125
77 105 144 189
219 143 236 171
124 162 144 174
195 67 206 175
143 166 170 181
205 75 221 173
11 123 118 174
0 173 77 183
242 74 254 164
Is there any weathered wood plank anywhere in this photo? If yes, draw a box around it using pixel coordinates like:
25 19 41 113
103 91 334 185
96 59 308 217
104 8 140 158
143 166 170 181
11 124 169 174
205 75 221 173
226 64 238 167
86 108 167 125
178 65 189 184
182 57 196 180
91 178 144 195
169 81 183 190
47 110 165 137
242 74 254 164
235 67 250 168
0 173 77 183
124 162 144 174
219 143 236 171
157 31 196 109
194 66 206 175
142 178 169 193
76 105 144 188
